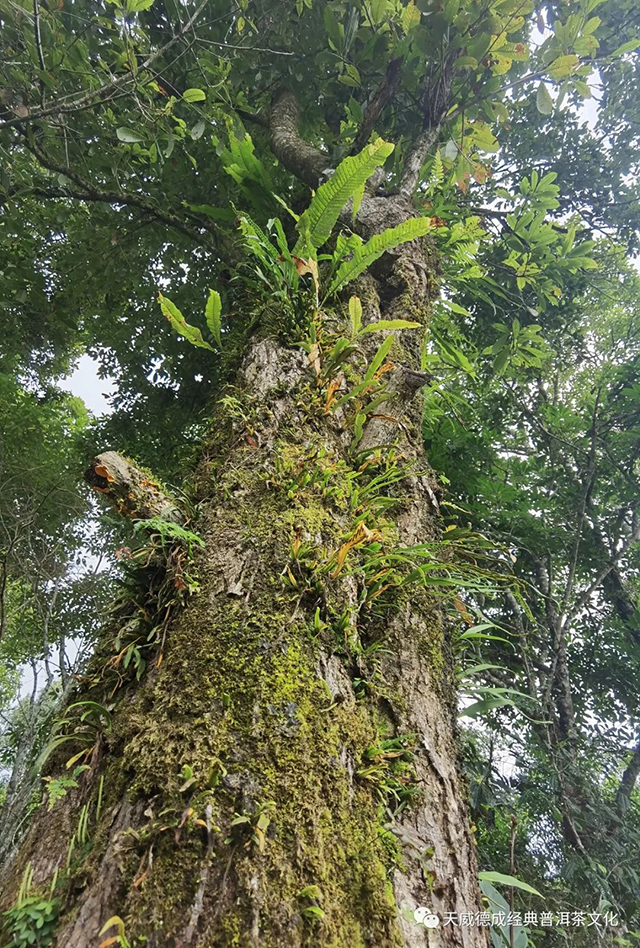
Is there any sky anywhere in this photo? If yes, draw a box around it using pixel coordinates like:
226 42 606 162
65 353 115 417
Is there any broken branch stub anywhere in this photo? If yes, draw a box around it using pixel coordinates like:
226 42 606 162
84 451 184 524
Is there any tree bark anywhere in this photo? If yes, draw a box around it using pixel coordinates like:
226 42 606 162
0 151 487 948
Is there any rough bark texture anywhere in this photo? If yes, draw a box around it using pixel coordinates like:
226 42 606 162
0 95 488 947
85 452 185 524
0 242 487 948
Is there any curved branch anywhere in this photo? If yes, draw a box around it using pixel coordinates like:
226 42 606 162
269 89 328 189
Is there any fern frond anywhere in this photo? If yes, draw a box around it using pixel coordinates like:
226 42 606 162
238 215 280 265
327 217 434 296
205 290 222 347
158 293 214 351
293 139 394 255
226 131 271 190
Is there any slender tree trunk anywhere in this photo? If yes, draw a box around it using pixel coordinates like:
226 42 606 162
0 189 487 948
0 723 37 866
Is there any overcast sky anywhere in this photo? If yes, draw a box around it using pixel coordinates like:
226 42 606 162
65 353 115 417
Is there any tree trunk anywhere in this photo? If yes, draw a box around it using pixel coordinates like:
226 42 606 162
0 225 487 948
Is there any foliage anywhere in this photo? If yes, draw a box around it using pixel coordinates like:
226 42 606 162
43 765 89 811
0 0 640 938
293 139 394 254
357 735 419 815
2 866 60 948
428 244 640 935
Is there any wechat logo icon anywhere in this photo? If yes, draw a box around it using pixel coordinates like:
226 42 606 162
414 907 440 928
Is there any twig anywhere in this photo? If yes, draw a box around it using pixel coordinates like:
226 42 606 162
0 0 210 130
33 0 46 106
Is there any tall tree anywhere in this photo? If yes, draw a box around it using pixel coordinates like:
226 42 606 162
0 0 634 946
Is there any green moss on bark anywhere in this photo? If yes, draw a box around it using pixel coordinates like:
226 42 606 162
99 438 410 946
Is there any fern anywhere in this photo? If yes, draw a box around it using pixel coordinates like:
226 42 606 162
205 290 222 347
293 139 394 255
364 336 395 383
158 293 214 351
238 214 281 266
225 131 271 189
216 129 273 215
327 217 434 296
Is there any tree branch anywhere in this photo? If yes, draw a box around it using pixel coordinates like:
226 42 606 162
351 56 403 154
617 742 640 812
0 0 210 130
235 108 270 129
85 452 184 523
32 0 46 75
269 88 328 189
13 183 218 252
398 57 456 196
559 390 600 620
9 137 235 259
563 511 640 630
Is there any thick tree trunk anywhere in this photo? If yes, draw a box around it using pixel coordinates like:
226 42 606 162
0 234 487 948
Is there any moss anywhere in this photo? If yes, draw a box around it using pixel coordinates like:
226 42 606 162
39 354 451 947
96 437 408 945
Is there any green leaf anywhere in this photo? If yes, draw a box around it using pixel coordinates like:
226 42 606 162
402 1 421 32
328 217 433 294
478 871 543 897
298 884 323 900
364 336 395 383
472 123 499 152
99 916 127 938
573 79 592 99
460 696 517 717
293 139 394 255
184 203 236 222
301 905 326 919
158 293 214 351
323 6 344 49
360 319 421 334
610 39 640 57
547 54 579 80
432 332 475 375
116 127 145 142
455 55 479 69
126 0 155 11
183 88 207 102
217 131 273 207
458 663 509 678
205 290 222 347
349 296 362 337
536 83 554 114
493 347 509 374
